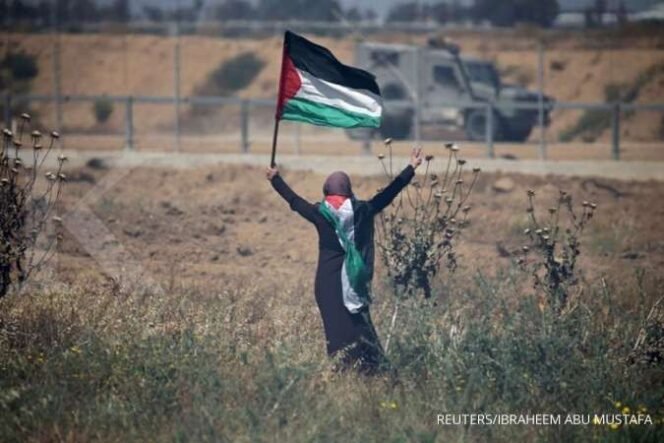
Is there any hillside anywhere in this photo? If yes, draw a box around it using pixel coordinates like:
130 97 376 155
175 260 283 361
3 30 664 142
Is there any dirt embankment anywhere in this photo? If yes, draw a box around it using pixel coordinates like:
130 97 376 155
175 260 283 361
53 161 664 291
3 30 664 141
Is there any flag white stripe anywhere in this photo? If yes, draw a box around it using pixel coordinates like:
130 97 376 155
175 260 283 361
294 69 383 118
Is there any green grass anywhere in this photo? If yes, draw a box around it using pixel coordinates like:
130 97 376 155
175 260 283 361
1 266 663 442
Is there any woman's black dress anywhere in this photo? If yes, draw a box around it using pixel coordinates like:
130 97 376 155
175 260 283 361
271 166 415 373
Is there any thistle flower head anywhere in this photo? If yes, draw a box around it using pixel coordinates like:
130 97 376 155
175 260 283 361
473 167 481 173
51 131 60 139
12 139 22 148
58 173 67 181
458 159 466 165
444 142 454 149
524 228 531 235
377 153 385 160
383 137 392 146
527 189 535 197
548 207 557 214
31 130 42 139
58 154 68 163
425 154 434 161
3 128 13 139
20 113 31 121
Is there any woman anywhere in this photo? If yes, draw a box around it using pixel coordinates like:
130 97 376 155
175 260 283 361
266 148 423 374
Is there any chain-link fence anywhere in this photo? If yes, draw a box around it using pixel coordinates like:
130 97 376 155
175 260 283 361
2 23 664 160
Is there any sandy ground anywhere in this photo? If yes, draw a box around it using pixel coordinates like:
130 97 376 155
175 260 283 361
36 159 664 300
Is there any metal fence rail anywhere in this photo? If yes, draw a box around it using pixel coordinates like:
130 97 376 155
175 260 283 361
3 93 664 160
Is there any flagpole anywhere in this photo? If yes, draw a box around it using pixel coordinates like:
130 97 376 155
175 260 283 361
271 31 289 168
270 118 280 168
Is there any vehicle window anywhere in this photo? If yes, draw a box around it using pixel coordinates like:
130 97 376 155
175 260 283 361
371 51 399 67
433 66 459 88
466 62 500 89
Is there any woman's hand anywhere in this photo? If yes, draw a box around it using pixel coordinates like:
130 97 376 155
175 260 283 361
409 147 423 169
266 166 279 181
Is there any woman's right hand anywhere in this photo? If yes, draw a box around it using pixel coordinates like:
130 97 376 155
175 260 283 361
266 166 279 180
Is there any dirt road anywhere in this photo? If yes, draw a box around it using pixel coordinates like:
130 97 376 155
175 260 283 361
38 150 664 182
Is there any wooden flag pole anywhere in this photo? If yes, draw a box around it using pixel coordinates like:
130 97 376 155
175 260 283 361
269 118 280 168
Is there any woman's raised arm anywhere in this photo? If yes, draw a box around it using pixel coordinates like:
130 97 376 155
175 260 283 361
368 147 422 215
267 167 318 224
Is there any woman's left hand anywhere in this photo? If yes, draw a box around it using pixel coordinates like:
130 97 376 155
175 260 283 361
410 147 423 169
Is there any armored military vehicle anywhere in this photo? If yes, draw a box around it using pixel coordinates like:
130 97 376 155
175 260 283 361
349 40 553 142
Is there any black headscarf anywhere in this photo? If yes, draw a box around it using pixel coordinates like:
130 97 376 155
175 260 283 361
323 171 353 197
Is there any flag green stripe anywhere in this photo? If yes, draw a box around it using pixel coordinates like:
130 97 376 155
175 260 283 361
281 97 381 128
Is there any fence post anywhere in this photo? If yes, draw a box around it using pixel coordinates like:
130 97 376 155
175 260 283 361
611 102 620 160
362 130 371 155
537 39 547 160
485 103 494 159
125 96 134 151
240 99 250 153
3 94 10 129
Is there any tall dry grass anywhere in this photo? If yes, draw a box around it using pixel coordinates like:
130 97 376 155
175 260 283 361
1 263 662 442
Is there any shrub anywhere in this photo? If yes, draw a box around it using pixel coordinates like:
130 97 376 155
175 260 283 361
0 52 38 82
514 188 597 312
1 114 65 298
375 140 480 349
92 97 114 124
203 52 265 96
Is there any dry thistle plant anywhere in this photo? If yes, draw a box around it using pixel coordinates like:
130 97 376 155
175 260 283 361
1 113 66 297
376 140 480 299
516 189 597 313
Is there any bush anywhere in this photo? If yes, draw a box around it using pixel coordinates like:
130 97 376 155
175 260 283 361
1 115 65 298
92 97 114 124
0 52 38 82
203 52 265 96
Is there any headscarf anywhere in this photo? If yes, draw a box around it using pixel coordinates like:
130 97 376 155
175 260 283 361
323 171 353 197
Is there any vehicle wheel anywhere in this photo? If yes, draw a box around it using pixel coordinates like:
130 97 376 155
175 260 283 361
380 112 412 140
504 125 533 142
464 109 503 141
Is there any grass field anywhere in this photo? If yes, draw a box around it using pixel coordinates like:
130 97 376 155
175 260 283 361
1 159 664 442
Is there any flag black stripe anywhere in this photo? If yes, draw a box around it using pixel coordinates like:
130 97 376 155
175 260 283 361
285 31 381 97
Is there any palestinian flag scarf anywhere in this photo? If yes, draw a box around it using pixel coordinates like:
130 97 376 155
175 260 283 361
319 197 371 314
275 31 383 129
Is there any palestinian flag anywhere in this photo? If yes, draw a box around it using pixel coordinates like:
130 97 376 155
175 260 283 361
275 31 382 129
